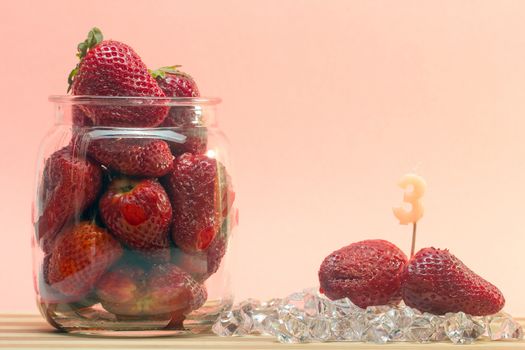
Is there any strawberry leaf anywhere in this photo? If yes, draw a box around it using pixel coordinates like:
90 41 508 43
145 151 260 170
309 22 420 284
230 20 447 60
67 27 104 93
77 27 103 59
67 67 79 92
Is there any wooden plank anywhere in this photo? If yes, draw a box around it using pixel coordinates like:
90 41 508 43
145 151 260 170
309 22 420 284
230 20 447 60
0 314 524 350
1 338 525 350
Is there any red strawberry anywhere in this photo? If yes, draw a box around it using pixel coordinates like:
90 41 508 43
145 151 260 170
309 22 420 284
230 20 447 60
173 180 234 282
204 232 228 278
87 138 174 177
69 28 168 127
166 127 208 156
39 255 99 306
152 66 200 98
96 263 206 317
37 147 102 253
318 239 408 308
99 177 172 262
162 153 221 253
72 106 93 127
402 247 505 316
47 222 123 298
153 66 207 155
148 264 207 315
174 221 229 282
38 254 73 303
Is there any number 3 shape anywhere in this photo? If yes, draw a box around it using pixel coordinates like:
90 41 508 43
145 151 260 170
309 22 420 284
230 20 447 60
393 174 426 225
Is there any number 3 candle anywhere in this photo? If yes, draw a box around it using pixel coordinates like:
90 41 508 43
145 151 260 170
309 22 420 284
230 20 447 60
393 173 427 257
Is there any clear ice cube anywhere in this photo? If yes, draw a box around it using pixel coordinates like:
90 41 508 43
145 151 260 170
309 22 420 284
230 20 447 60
308 317 332 341
212 310 246 336
444 312 485 344
485 312 524 340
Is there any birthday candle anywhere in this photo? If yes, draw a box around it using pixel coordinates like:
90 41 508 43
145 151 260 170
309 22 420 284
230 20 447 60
393 173 426 225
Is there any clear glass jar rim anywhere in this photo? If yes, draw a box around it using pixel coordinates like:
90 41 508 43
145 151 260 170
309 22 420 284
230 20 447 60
49 95 221 106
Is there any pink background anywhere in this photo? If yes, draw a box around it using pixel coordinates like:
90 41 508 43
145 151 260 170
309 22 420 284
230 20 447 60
1 0 525 315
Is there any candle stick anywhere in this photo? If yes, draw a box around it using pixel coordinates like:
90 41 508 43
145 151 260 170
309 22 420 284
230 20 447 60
393 173 426 257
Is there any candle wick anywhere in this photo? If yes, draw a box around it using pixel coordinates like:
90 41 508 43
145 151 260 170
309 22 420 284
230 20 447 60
411 222 417 258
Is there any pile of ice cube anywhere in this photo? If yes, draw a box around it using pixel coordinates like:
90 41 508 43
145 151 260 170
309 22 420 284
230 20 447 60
212 288 523 344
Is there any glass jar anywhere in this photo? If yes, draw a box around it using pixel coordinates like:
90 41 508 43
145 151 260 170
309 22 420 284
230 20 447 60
32 96 237 335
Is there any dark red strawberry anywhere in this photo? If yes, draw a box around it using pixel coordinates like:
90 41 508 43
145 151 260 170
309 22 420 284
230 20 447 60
72 106 93 127
162 153 221 253
47 222 122 298
152 66 200 98
204 231 228 278
153 66 207 155
318 239 408 308
173 175 234 282
173 172 236 282
87 138 174 177
173 220 229 282
37 147 102 253
165 126 207 156
96 263 206 317
69 28 168 127
402 247 505 316
99 177 172 262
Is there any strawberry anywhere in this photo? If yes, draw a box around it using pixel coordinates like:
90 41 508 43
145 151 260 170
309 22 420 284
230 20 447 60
318 239 408 308
402 247 505 316
173 184 234 282
166 127 208 156
203 231 228 278
72 106 93 127
173 220 229 282
148 264 207 315
47 222 123 298
162 153 221 253
95 265 146 312
99 177 172 262
69 28 168 127
152 66 200 98
86 138 174 177
96 263 207 317
39 255 99 306
38 254 73 303
153 66 207 155
37 147 102 253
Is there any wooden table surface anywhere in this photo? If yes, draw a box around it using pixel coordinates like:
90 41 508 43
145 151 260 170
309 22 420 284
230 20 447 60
1 314 525 350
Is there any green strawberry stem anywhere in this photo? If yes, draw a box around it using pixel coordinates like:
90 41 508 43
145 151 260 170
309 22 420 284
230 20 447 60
410 222 417 258
67 27 104 93
149 65 183 79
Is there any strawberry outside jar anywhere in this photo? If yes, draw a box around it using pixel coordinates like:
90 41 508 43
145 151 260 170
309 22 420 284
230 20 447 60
32 95 237 335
